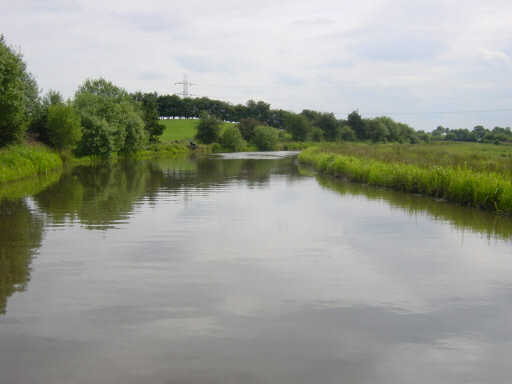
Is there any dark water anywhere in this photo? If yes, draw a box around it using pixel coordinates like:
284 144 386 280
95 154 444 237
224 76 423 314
1 152 512 384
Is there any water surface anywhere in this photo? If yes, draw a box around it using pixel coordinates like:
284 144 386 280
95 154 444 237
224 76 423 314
1 152 512 384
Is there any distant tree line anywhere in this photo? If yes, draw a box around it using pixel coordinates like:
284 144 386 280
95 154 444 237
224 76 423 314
431 125 512 144
3 34 510 156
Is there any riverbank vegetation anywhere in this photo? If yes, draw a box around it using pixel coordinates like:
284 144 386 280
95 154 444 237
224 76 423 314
299 143 512 214
0 145 62 183
2 34 511 190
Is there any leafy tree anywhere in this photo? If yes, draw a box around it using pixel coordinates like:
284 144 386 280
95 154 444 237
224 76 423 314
316 112 338 141
285 114 311 141
47 104 82 151
310 127 324 142
73 78 147 156
220 126 245 151
195 111 221 144
0 35 39 147
347 110 367 140
132 92 164 143
338 125 356 141
246 100 270 124
368 120 389 142
252 125 280 151
237 118 259 141
29 90 64 144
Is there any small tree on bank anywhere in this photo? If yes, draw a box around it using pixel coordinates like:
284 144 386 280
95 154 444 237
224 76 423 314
220 125 245 151
47 104 82 151
195 111 221 144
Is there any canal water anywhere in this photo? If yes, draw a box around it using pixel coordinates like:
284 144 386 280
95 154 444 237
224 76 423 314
1 152 512 383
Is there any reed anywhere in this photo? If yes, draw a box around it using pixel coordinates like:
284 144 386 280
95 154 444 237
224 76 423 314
299 147 512 214
0 145 63 183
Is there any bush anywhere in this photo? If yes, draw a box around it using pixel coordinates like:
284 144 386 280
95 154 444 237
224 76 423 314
237 118 259 141
47 104 82 151
310 127 324 142
195 111 221 144
253 125 280 151
338 125 356 141
73 78 147 156
220 126 245 151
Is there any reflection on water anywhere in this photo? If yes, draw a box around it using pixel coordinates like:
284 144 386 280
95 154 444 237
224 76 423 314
0 199 43 315
1 153 512 384
314 173 512 242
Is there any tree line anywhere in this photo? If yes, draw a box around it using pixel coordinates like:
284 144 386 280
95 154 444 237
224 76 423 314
3 34 510 157
432 125 512 144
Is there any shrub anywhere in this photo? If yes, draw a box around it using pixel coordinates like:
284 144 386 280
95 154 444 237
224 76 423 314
253 126 280 151
47 104 82 151
220 125 245 151
195 111 221 144
237 118 259 141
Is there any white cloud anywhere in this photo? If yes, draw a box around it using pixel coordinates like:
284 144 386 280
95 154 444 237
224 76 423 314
1 0 512 130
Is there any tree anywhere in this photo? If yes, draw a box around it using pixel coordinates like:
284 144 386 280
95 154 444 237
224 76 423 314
285 114 311 141
220 126 245 151
252 126 280 151
29 90 64 144
368 120 389 142
237 118 259 141
347 110 367 140
132 92 164 143
195 111 221 144
0 35 39 147
73 78 147 156
316 112 338 141
47 104 82 151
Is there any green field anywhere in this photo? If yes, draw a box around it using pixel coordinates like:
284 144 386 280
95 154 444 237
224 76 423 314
299 142 512 214
159 119 235 142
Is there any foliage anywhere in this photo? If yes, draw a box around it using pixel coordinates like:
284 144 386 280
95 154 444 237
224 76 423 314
0 145 62 183
220 125 245 151
237 118 260 141
47 104 82 151
195 111 221 144
310 127 324 142
252 125 280 151
285 114 311 141
131 92 164 143
347 110 367 140
0 35 39 147
338 125 356 141
73 78 147 156
28 90 64 144
315 112 339 141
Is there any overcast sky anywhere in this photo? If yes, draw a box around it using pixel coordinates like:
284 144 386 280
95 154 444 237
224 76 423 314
1 0 512 130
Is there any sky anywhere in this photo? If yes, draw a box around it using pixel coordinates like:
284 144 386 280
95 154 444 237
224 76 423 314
1 0 512 131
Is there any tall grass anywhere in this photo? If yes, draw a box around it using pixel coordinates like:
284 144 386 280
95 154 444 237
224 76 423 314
299 148 512 214
0 145 63 183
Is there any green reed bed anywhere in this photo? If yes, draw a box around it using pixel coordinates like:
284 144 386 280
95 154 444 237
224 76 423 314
299 148 512 214
319 142 512 175
0 145 63 183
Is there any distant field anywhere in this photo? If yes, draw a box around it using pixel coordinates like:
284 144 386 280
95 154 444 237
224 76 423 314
159 119 235 142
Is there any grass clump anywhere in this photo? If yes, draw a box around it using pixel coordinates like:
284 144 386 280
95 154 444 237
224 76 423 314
0 145 63 183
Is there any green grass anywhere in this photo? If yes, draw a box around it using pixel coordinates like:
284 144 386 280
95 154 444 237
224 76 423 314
299 145 512 215
159 119 235 142
317 141 512 175
0 145 63 184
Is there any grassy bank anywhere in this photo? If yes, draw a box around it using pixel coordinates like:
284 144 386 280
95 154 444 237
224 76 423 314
299 146 512 214
0 145 63 184
160 119 235 141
